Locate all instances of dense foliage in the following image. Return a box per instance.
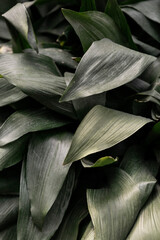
[0,0,160,239]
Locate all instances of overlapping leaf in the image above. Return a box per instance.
[62,9,127,51]
[0,52,76,118]
[64,105,152,164]
[60,39,155,102]
[17,161,75,240]
[26,130,73,228]
[3,3,38,52]
[0,108,71,146]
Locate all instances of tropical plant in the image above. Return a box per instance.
[0,0,160,239]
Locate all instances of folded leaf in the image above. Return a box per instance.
[3,3,38,52]
[87,168,141,240]
[0,196,18,230]
[17,161,75,240]
[39,48,78,69]
[54,199,88,240]
[0,225,17,240]
[125,0,160,24]
[127,184,160,240]
[64,105,152,164]
[0,78,26,107]
[81,156,118,168]
[62,9,127,52]
[122,7,160,43]
[0,52,76,118]
[60,39,155,102]
[105,0,136,49]
[0,136,28,171]
[26,130,73,228]
[0,108,71,146]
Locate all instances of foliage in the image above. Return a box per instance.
[0,0,160,239]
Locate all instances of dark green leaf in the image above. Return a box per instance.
[62,9,127,52]
[3,3,38,52]
[39,48,78,69]
[105,0,136,49]
[60,39,155,102]
[0,52,76,118]
[124,0,160,24]
[17,161,75,240]
[54,199,88,240]
[122,7,160,43]
[127,184,160,240]
[80,0,97,11]
[0,108,71,146]
[0,77,26,107]
[0,225,17,240]
[64,105,152,164]
[26,130,73,228]
[0,196,18,230]
[0,136,28,171]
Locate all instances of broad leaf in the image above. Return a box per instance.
[80,0,97,11]
[0,108,71,146]
[122,7,160,43]
[62,9,127,52]
[0,52,76,118]
[125,0,160,24]
[39,48,78,69]
[105,0,136,49]
[81,222,94,240]
[63,105,152,164]
[127,184,160,240]
[26,130,73,228]
[17,161,75,240]
[0,136,28,171]
[0,225,17,240]
[0,196,18,230]
[0,77,26,107]
[60,39,155,102]
[3,3,38,52]
[87,168,141,240]
[54,199,88,240]
[87,149,157,240]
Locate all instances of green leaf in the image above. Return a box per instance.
[87,150,157,240]
[26,130,73,228]
[132,36,160,57]
[39,48,78,69]
[124,0,160,24]
[122,7,160,43]
[0,136,28,171]
[87,168,141,240]
[64,72,106,120]
[0,52,76,118]
[17,161,75,240]
[105,0,136,49]
[63,105,152,164]
[0,77,26,107]
[81,156,118,168]
[54,199,88,240]
[0,196,18,230]
[80,0,97,11]
[81,222,94,240]
[60,39,155,102]
[0,225,17,240]
[120,145,158,202]
[127,184,160,240]
[0,108,71,146]
[62,9,127,52]
[3,3,38,52]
